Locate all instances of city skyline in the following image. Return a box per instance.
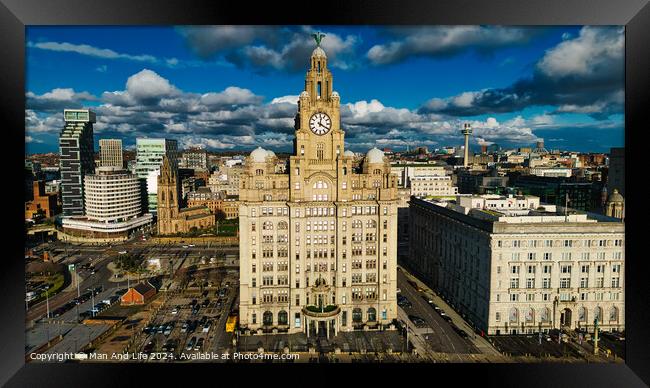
[26,26,624,154]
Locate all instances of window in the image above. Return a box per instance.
[527,252,535,260]
[543,252,552,261]
[526,278,535,289]
[542,278,551,289]
[581,265,589,273]
[611,277,620,288]
[560,278,571,288]
[510,278,519,289]
[511,265,520,274]
[580,278,588,288]
[561,265,572,274]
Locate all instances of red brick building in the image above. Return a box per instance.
[120,282,156,305]
[25,180,58,220]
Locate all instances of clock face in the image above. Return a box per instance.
[309,112,331,135]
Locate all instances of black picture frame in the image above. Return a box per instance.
[2,0,648,386]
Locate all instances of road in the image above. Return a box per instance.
[397,269,479,358]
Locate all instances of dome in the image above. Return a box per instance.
[312,46,327,58]
[300,90,309,98]
[608,188,624,203]
[331,91,340,98]
[250,147,268,163]
[365,147,385,164]
[266,150,276,158]
[344,150,355,157]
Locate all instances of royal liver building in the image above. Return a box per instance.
[238,36,399,337]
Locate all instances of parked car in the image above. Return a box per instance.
[202,321,211,333]
[186,337,197,351]
[408,315,427,327]
[194,338,204,351]
[162,339,177,352]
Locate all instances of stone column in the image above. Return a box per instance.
[306,318,309,337]
[326,320,330,339]
[316,320,319,335]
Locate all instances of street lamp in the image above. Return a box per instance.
[87,288,96,317]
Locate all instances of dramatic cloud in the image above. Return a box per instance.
[367,26,537,65]
[176,26,360,72]
[26,88,96,112]
[419,26,624,120]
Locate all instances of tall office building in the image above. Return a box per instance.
[99,139,123,168]
[238,39,399,337]
[59,109,96,216]
[408,195,625,335]
[180,148,208,171]
[135,138,179,214]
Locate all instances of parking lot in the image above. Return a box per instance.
[133,272,238,361]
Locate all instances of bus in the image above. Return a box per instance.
[225,315,238,333]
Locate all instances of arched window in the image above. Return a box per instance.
[263,311,273,326]
[540,307,550,322]
[352,308,362,323]
[374,169,382,175]
[263,221,273,230]
[578,306,587,322]
[161,191,165,201]
[594,307,602,322]
[317,143,324,160]
[525,308,534,322]
[313,180,328,189]
[278,221,288,230]
[278,310,288,325]
[509,307,518,323]
[367,307,377,322]
[609,306,618,322]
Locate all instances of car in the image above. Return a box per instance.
[194,338,204,351]
[142,325,154,334]
[188,244,195,247]
[408,315,427,327]
[454,327,469,338]
[201,299,210,307]
[162,339,177,352]
[157,324,166,334]
[202,322,211,333]
[441,315,453,323]
[118,251,127,255]
[143,340,156,353]
[182,246,188,249]
[186,337,197,351]
[171,307,179,315]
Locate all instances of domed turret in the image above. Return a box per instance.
[608,188,624,203]
[366,147,385,164]
[312,46,327,58]
[250,147,268,163]
[344,150,355,157]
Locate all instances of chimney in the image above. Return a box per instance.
[481,145,488,154]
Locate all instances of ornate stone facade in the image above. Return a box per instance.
[238,41,399,336]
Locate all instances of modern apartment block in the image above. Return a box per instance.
[59,109,96,216]
[135,138,179,214]
[408,195,624,335]
[62,167,152,238]
[238,43,399,338]
[99,139,123,168]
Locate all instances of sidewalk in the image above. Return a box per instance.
[398,265,505,359]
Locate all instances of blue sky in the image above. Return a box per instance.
[25,25,624,154]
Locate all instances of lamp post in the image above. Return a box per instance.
[87,288,95,317]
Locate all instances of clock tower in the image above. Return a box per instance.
[291,34,348,202]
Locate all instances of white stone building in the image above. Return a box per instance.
[408,194,624,335]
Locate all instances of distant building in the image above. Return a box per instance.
[99,139,123,168]
[156,156,215,235]
[135,138,179,214]
[408,195,624,335]
[409,176,458,197]
[61,167,153,238]
[25,181,58,220]
[513,175,594,212]
[607,147,624,197]
[529,167,572,178]
[59,109,96,216]
[457,170,508,194]
[120,282,157,305]
[180,148,208,171]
